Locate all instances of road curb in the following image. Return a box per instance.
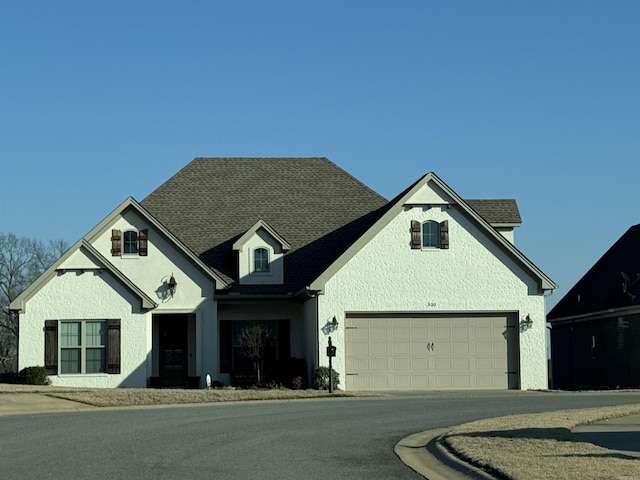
[395,428,500,480]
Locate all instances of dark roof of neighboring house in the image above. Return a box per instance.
[141,157,523,295]
[548,224,640,321]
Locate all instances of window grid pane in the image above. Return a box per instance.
[123,231,138,254]
[422,221,440,248]
[86,348,106,373]
[86,321,106,347]
[61,322,81,347]
[61,348,81,374]
[254,248,269,272]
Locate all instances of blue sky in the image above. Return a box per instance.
[1,1,639,311]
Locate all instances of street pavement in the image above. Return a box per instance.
[1,392,640,479]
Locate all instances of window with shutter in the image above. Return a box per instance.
[422,221,440,248]
[410,221,421,249]
[107,319,121,374]
[44,319,121,375]
[439,220,449,249]
[44,320,58,375]
[138,229,148,256]
[111,229,122,256]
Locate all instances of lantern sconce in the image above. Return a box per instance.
[521,314,533,330]
[167,274,177,297]
[323,316,339,332]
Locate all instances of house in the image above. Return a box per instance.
[547,225,640,390]
[11,157,555,390]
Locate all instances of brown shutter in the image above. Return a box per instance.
[440,220,449,249]
[111,229,121,256]
[44,320,58,375]
[410,221,421,249]
[107,319,121,374]
[138,229,148,256]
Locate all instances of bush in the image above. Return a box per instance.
[291,376,304,390]
[312,366,339,390]
[18,366,48,385]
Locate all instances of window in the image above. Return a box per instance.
[45,319,121,375]
[422,221,440,248]
[123,231,139,254]
[254,248,270,273]
[111,229,148,256]
[60,321,107,373]
[410,220,449,250]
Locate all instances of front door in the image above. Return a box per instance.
[159,315,188,387]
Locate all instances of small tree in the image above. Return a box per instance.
[238,322,273,385]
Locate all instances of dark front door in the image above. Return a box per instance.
[159,315,188,387]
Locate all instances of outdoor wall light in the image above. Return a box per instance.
[167,274,177,297]
[522,314,533,329]
[323,316,339,332]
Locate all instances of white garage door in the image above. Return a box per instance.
[344,313,519,391]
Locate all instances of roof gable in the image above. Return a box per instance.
[10,239,157,312]
[85,197,227,288]
[310,172,555,293]
[232,220,291,252]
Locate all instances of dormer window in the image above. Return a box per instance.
[254,248,270,273]
[233,220,289,285]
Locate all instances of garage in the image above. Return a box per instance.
[344,313,520,391]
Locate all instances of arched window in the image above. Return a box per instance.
[422,221,440,248]
[254,248,270,272]
[123,230,139,254]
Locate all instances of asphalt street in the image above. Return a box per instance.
[2,391,640,479]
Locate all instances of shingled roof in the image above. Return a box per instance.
[466,199,522,225]
[141,158,388,293]
[548,224,640,321]
[141,157,523,295]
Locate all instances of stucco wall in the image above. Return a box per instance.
[317,205,548,390]
[18,208,219,388]
[18,267,149,388]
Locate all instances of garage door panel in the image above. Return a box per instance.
[370,342,388,355]
[370,358,388,372]
[345,313,519,391]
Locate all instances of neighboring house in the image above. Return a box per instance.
[548,225,640,390]
[11,157,555,390]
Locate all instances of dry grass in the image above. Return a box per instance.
[0,383,375,407]
[444,404,640,480]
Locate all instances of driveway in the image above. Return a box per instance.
[2,391,640,479]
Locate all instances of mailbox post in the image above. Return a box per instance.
[326,336,337,393]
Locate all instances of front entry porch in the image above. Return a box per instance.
[150,313,199,388]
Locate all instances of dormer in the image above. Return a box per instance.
[233,220,290,285]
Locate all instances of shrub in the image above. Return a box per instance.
[291,376,304,390]
[312,366,339,390]
[18,366,48,385]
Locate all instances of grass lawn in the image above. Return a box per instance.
[444,403,640,480]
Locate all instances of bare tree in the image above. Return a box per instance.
[0,233,68,373]
[238,322,273,385]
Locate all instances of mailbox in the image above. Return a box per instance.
[326,345,337,357]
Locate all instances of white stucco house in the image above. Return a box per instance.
[11,158,556,390]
